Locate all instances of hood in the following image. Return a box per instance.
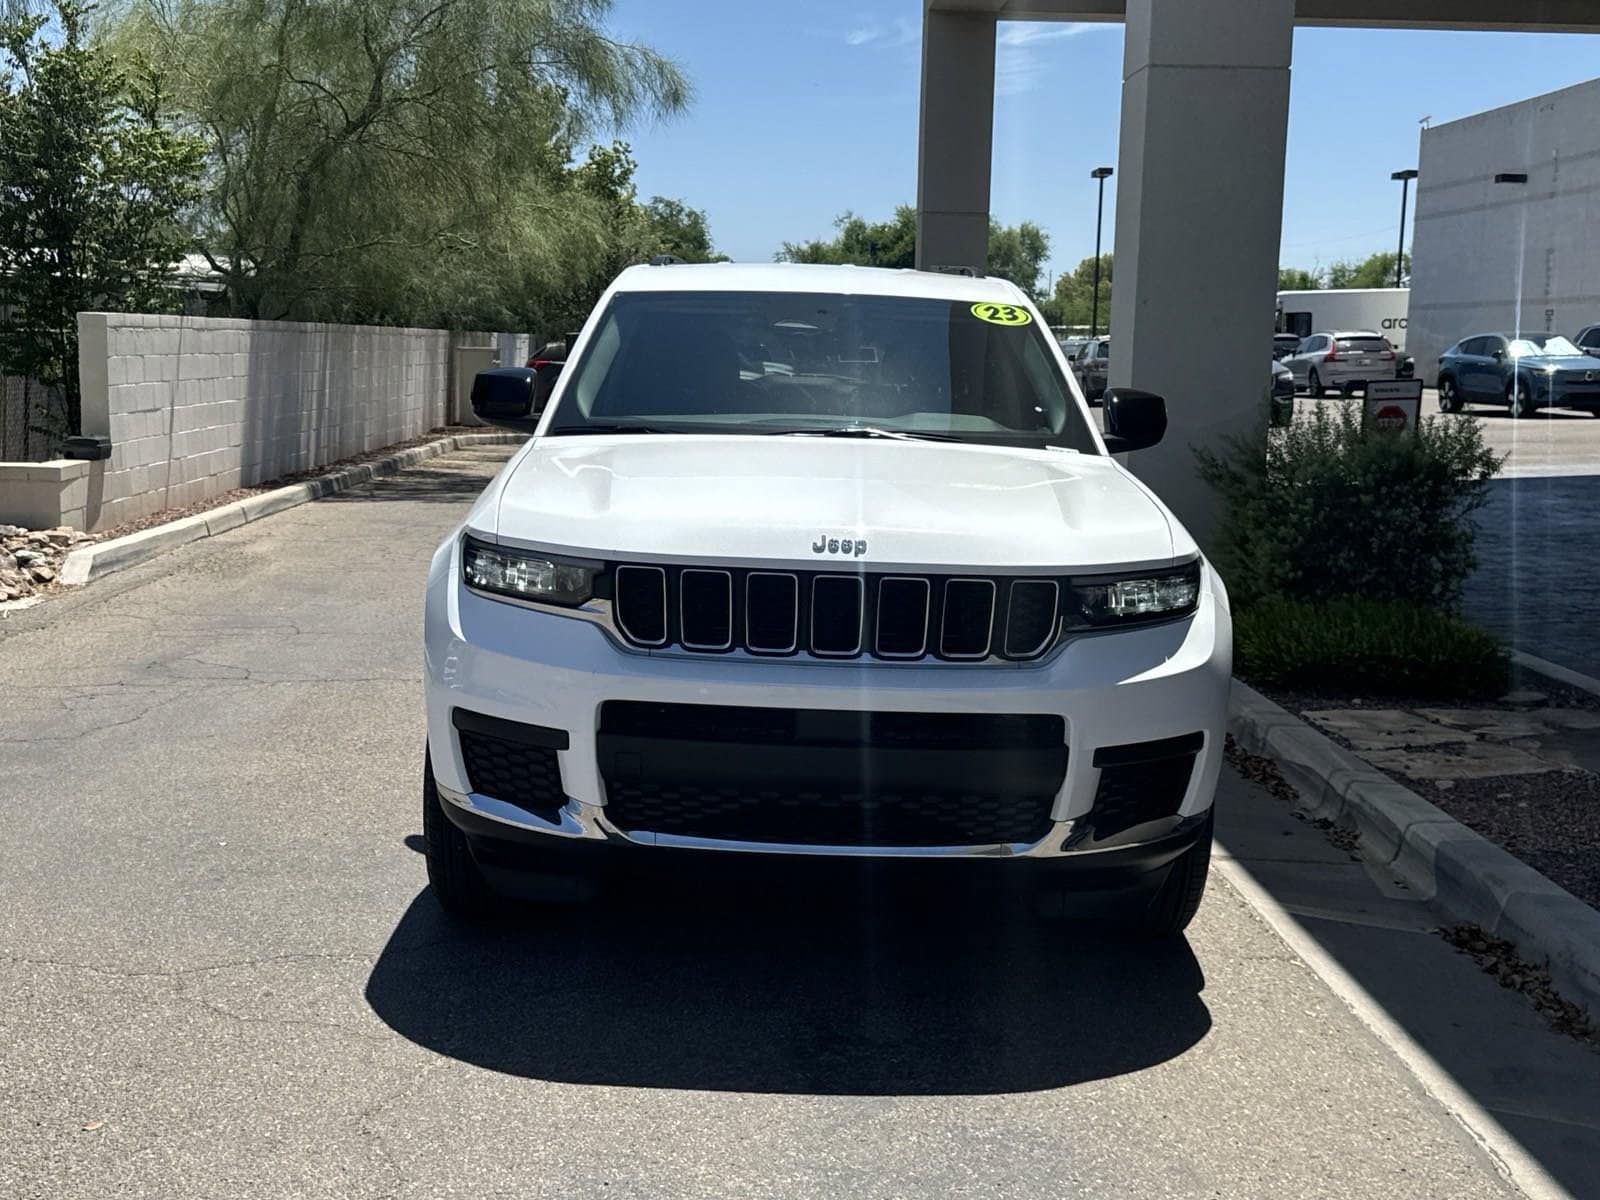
[1528,355,1600,371]
[488,435,1187,573]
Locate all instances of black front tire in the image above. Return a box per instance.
[1132,814,1213,939]
[423,750,493,919]
[1437,376,1460,413]
[1308,369,1325,399]
[1507,376,1533,419]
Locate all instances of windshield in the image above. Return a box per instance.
[1510,335,1581,357]
[545,290,1100,452]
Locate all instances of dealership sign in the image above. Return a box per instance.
[1363,379,1424,435]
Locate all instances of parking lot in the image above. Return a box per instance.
[5,445,1598,1198]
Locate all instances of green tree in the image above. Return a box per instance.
[779,206,1051,299]
[984,219,1049,299]
[779,206,918,270]
[1044,253,1112,331]
[643,196,725,263]
[0,0,204,433]
[1325,251,1408,289]
[1278,266,1322,291]
[113,0,690,327]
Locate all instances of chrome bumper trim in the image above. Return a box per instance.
[438,782,1203,861]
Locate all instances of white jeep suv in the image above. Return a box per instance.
[423,263,1231,936]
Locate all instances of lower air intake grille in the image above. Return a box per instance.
[598,702,1066,848]
[1090,733,1201,841]
[454,710,567,819]
[604,781,1053,847]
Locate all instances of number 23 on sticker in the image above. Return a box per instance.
[970,302,1031,326]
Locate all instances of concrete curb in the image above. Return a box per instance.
[1228,679,1600,1021]
[59,432,522,588]
[1513,650,1600,702]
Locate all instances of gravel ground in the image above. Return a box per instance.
[1251,677,1600,913]
[0,524,96,603]
[1416,771,1600,911]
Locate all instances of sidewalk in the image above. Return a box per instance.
[1230,672,1600,1031]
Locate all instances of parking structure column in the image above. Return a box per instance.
[914,8,997,272]
[1108,0,1294,543]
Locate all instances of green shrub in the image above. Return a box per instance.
[1197,399,1502,610]
[1234,597,1510,699]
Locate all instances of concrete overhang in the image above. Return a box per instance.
[928,0,1600,33]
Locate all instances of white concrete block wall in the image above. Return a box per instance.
[75,313,509,531]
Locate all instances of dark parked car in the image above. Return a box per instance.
[1576,324,1600,357]
[1436,332,1600,417]
[1273,333,1301,360]
[1271,359,1295,424]
[1072,336,1111,402]
[525,340,569,411]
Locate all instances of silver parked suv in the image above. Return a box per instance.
[1283,330,1400,397]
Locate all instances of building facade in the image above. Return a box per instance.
[1408,77,1600,384]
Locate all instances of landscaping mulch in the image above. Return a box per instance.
[1248,675,1600,913]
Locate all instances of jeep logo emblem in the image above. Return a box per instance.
[813,535,867,557]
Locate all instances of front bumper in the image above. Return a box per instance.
[423,540,1232,864]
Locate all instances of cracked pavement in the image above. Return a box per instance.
[0,445,1578,1198]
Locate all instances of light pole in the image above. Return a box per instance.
[1494,172,1530,338]
[1390,169,1418,288]
[1089,166,1113,337]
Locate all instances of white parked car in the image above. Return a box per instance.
[1282,329,1400,397]
[423,263,1231,937]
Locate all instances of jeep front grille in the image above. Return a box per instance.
[609,565,1066,663]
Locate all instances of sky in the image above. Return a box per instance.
[606,0,1599,287]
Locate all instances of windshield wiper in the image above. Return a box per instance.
[764,425,962,442]
[549,423,676,436]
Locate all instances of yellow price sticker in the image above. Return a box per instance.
[969,302,1032,327]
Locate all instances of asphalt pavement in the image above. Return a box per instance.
[2,445,1593,1198]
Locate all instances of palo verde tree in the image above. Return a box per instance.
[0,0,203,433]
[111,0,690,328]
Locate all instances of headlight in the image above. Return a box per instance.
[461,535,597,606]
[1066,560,1201,627]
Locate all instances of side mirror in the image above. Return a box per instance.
[1492,349,1506,361]
[1102,388,1167,453]
[471,367,542,432]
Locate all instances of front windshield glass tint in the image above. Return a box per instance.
[1510,335,1581,357]
[547,290,1101,452]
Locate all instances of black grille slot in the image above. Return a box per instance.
[745,572,798,653]
[1090,734,1201,841]
[940,579,996,658]
[875,577,930,657]
[811,575,864,655]
[604,564,1068,662]
[679,569,733,650]
[602,702,1064,750]
[615,565,667,645]
[1005,580,1059,658]
[456,730,565,820]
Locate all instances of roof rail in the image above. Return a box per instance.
[647,253,685,266]
[926,264,983,278]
